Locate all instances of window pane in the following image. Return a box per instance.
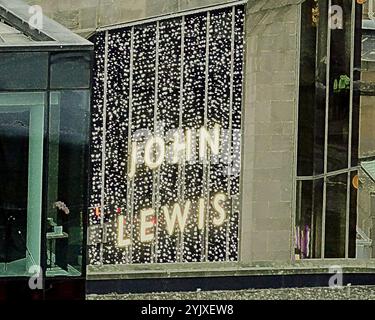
[295,179,323,259]
[348,171,357,258]
[0,53,48,90]
[360,19,375,159]
[50,52,91,89]
[46,91,90,277]
[297,0,328,176]
[0,110,29,272]
[295,180,312,259]
[325,173,348,258]
[327,0,352,172]
[357,169,375,260]
[0,92,45,277]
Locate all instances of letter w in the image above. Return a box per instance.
[163,201,191,236]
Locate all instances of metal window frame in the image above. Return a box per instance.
[99,31,109,265]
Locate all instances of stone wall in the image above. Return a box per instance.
[360,61,375,159]
[240,0,302,263]
[25,0,242,36]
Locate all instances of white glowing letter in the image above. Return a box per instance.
[163,201,191,236]
[212,193,227,227]
[199,124,220,161]
[198,198,205,230]
[140,209,155,243]
[144,137,165,170]
[117,215,131,247]
[172,131,186,164]
[128,141,138,179]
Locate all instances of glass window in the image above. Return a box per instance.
[297,0,328,177]
[295,179,323,259]
[297,0,361,260]
[325,174,348,258]
[46,91,90,277]
[355,0,375,261]
[50,52,91,89]
[327,0,352,172]
[348,171,357,258]
[0,92,45,277]
[0,53,48,90]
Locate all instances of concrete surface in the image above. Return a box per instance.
[87,285,375,300]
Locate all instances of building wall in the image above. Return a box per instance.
[240,0,301,263]
[360,61,375,159]
[25,0,242,36]
[25,0,303,265]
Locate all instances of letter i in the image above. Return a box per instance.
[198,198,205,230]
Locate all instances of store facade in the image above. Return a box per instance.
[0,0,369,295]
[87,0,301,277]
[84,0,375,289]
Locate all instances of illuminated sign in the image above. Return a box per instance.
[128,124,221,178]
[90,6,245,264]
[119,124,230,245]
[118,193,228,246]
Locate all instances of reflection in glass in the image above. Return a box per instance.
[325,174,348,258]
[356,5,375,260]
[50,52,91,89]
[349,171,357,258]
[327,0,352,172]
[0,93,45,277]
[295,179,323,259]
[297,0,328,176]
[0,53,48,90]
[0,111,29,268]
[47,91,90,277]
[297,0,361,260]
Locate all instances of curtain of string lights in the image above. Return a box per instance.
[89,5,245,265]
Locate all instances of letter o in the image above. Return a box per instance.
[144,137,165,170]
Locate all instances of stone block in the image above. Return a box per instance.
[267,230,291,251]
[270,101,294,122]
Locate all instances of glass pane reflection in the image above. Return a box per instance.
[47,91,90,277]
